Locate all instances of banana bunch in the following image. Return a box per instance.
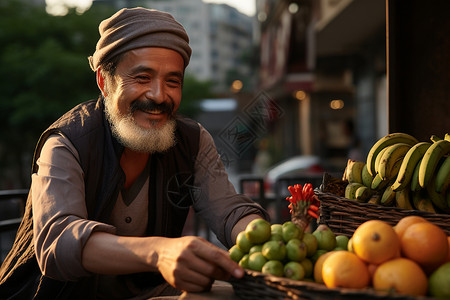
[342,132,450,214]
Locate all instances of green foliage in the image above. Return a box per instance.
[0,1,114,187]
[0,1,215,187]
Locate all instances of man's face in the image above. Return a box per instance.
[101,47,185,153]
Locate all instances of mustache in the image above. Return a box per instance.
[130,99,174,115]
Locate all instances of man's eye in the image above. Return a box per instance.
[136,75,150,81]
[167,79,182,86]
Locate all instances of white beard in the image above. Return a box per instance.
[104,98,176,153]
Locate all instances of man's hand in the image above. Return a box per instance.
[82,232,243,293]
[155,236,244,292]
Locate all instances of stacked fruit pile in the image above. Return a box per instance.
[230,217,450,298]
[343,132,450,213]
[320,216,450,298]
[229,218,348,282]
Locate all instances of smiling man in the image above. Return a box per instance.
[0,7,269,299]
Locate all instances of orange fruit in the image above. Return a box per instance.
[394,215,428,239]
[446,236,450,262]
[313,251,335,284]
[400,222,448,272]
[367,263,379,280]
[373,257,428,296]
[322,251,370,289]
[352,220,400,264]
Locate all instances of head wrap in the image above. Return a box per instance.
[88,7,191,71]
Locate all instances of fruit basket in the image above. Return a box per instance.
[317,173,450,237]
[229,269,435,300]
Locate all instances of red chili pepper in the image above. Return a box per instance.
[288,186,298,202]
[307,210,319,219]
[309,204,319,212]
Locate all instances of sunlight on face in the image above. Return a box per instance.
[104,96,176,153]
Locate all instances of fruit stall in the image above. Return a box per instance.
[228,133,450,299]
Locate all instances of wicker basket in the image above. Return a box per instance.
[230,270,435,300]
[317,191,450,237]
[230,173,448,300]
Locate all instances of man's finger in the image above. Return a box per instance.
[194,240,244,278]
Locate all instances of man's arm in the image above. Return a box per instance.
[231,214,264,245]
[193,124,271,248]
[81,231,244,292]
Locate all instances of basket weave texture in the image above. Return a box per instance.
[317,191,450,237]
[230,173,448,299]
[230,269,435,300]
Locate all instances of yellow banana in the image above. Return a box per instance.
[418,139,450,188]
[410,158,422,192]
[417,198,436,213]
[361,164,374,188]
[392,142,431,192]
[380,185,396,206]
[445,133,450,141]
[345,182,364,200]
[435,155,450,193]
[342,161,349,181]
[366,133,419,177]
[374,147,389,174]
[346,160,365,184]
[430,135,443,143]
[368,194,381,205]
[395,187,413,210]
[371,173,390,191]
[378,143,412,181]
[355,185,372,202]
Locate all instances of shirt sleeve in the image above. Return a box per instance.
[192,124,270,248]
[32,133,116,281]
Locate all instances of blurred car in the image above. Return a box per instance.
[238,155,324,204]
[263,155,324,200]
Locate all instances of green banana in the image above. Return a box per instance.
[417,198,436,213]
[345,182,364,200]
[411,190,436,213]
[378,143,412,181]
[371,173,390,191]
[435,155,450,193]
[392,142,432,192]
[346,160,365,184]
[380,185,396,206]
[366,133,419,177]
[418,139,450,188]
[361,163,374,188]
[410,158,422,192]
[395,187,413,210]
[355,185,372,202]
[426,175,450,212]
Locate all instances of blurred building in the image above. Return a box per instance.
[92,0,255,94]
[255,0,386,171]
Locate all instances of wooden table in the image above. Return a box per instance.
[148,281,239,300]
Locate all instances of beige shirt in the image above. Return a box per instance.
[31,123,265,281]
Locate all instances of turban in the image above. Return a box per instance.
[88,7,191,71]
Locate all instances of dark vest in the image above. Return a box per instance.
[0,97,200,299]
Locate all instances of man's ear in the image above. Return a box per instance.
[96,68,107,97]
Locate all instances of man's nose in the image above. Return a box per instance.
[145,80,164,103]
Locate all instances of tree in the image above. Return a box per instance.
[0,1,114,188]
[0,1,215,188]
